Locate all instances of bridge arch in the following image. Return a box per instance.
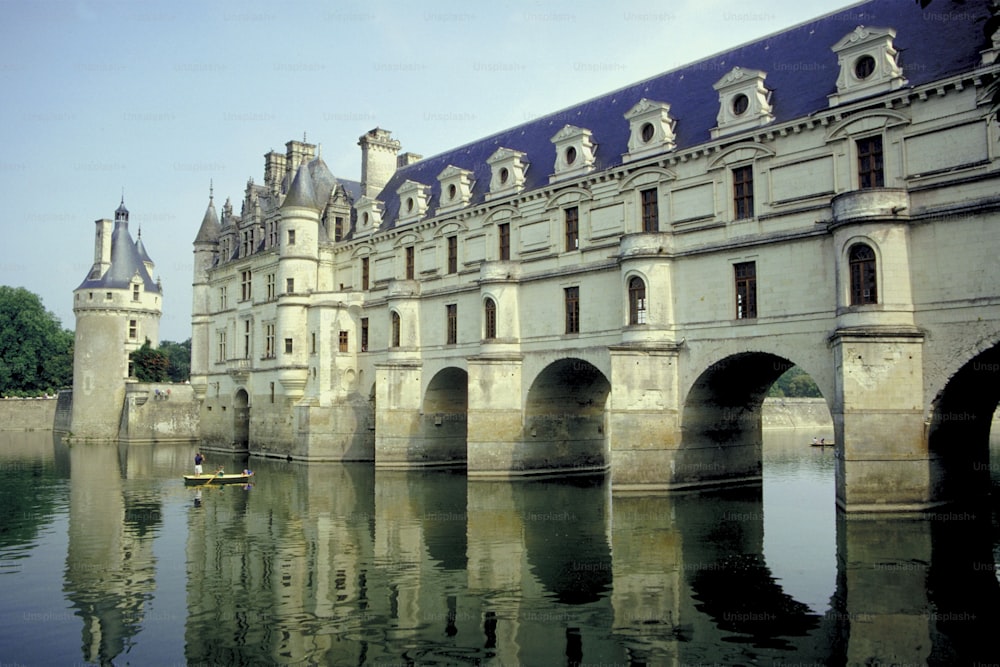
[680,352,830,487]
[420,366,469,467]
[233,387,249,448]
[927,342,1000,503]
[523,358,611,475]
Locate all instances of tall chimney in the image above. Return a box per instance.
[358,128,401,198]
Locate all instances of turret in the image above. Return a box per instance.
[191,187,220,400]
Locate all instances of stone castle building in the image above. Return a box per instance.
[71,199,162,439]
[190,0,1000,512]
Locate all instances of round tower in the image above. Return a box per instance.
[191,188,220,401]
[70,199,163,440]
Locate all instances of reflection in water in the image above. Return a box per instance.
[1,431,1000,665]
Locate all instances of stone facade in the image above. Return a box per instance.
[190,0,1000,511]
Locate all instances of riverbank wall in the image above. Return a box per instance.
[761,397,835,431]
[0,396,58,431]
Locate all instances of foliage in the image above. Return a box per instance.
[768,366,822,398]
[159,338,191,382]
[0,286,73,396]
[130,339,169,382]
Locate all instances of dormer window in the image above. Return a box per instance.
[354,196,384,237]
[711,67,774,139]
[550,125,596,183]
[624,99,676,162]
[486,148,528,201]
[829,26,907,107]
[396,180,430,224]
[436,165,474,213]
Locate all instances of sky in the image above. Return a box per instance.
[0,0,854,342]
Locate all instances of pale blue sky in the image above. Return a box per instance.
[0,0,848,341]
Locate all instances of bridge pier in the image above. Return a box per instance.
[467,355,526,476]
[831,328,932,511]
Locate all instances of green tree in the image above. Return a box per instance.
[0,286,74,396]
[768,365,822,398]
[159,338,191,382]
[130,339,169,382]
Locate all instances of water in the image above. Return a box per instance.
[0,429,999,666]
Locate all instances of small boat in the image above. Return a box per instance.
[809,440,834,447]
[184,472,254,486]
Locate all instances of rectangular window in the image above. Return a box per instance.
[266,273,275,300]
[446,304,457,345]
[565,206,579,251]
[217,331,227,363]
[243,319,251,359]
[132,283,140,301]
[498,222,510,261]
[269,382,275,403]
[360,318,369,352]
[284,338,293,354]
[128,319,137,340]
[241,270,253,302]
[447,235,458,274]
[311,332,316,354]
[361,257,370,290]
[339,330,349,353]
[334,216,344,242]
[287,229,296,245]
[219,285,228,310]
[641,188,659,232]
[265,323,275,358]
[286,277,294,294]
[857,136,884,189]
[734,261,757,319]
[564,286,580,334]
[733,166,754,220]
[105,291,112,300]
[405,245,415,280]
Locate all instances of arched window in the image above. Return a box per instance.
[391,311,401,347]
[484,297,497,340]
[628,276,647,325]
[849,243,878,305]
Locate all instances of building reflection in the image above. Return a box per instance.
[62,441,157,664]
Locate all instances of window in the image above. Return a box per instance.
[734,261,757,319]
[446,304,457,345]
[286,278,294,294]
[287,229,296,245]
[447,235,458,274]
[391,312,401,348]
[565,206,579,251]
[564,286,580,334]
[266,273,275,300]
[219,286,228,310]
[128,319,138,340]
[628,277,647,325]
[498,223,510,260]
[334,216,344,242]
[857,136,884,189]
[361,257,370,290]
[243,319,251,358]
[284,338,293,354]
[339,330,349,352]
[733,166,754,220]
[269,382,275,403]
[105,291,112,300]
[241,270,252,301]
[361,318,369,352]
[641,188,658,232]
[484,298,497,340]
[265,323,275,358]
[132,283,140,301]
[849,243,878,305]
[217,331,227,363]
[311,332,316,354]
[405,246,415,280]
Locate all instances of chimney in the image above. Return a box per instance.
[93,218,113,278]
[264,150,287,192]
[397,152,423,167]
[358,128,401,198]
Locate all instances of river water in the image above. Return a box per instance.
[0,429,998,666]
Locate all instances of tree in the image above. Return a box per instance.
[768,366,822,398]
[0,286,74,396]
[130,339,169,382]
[159,339,191,382]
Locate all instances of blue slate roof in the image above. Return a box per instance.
[373,0,991,230]
[77,209,161,293]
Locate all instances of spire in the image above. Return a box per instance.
[115,193,129,223]
[194,185,221,244]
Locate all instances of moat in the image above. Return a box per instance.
[1,428,999,666]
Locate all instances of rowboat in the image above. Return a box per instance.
[809,441,835,447]
[183,472,254,486]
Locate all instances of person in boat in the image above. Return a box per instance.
[820,437,826,445]
[812,437,818,445]
[194,451,204,475]
[216,466,225,477]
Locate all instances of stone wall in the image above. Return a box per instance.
[0,397,58,431]
[119,383,199,443]
[762,397,835,431]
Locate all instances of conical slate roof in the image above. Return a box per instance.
[282,156,338,211]
[135,230,154,265]
[77,206,160,293]
[194,196,220,244]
